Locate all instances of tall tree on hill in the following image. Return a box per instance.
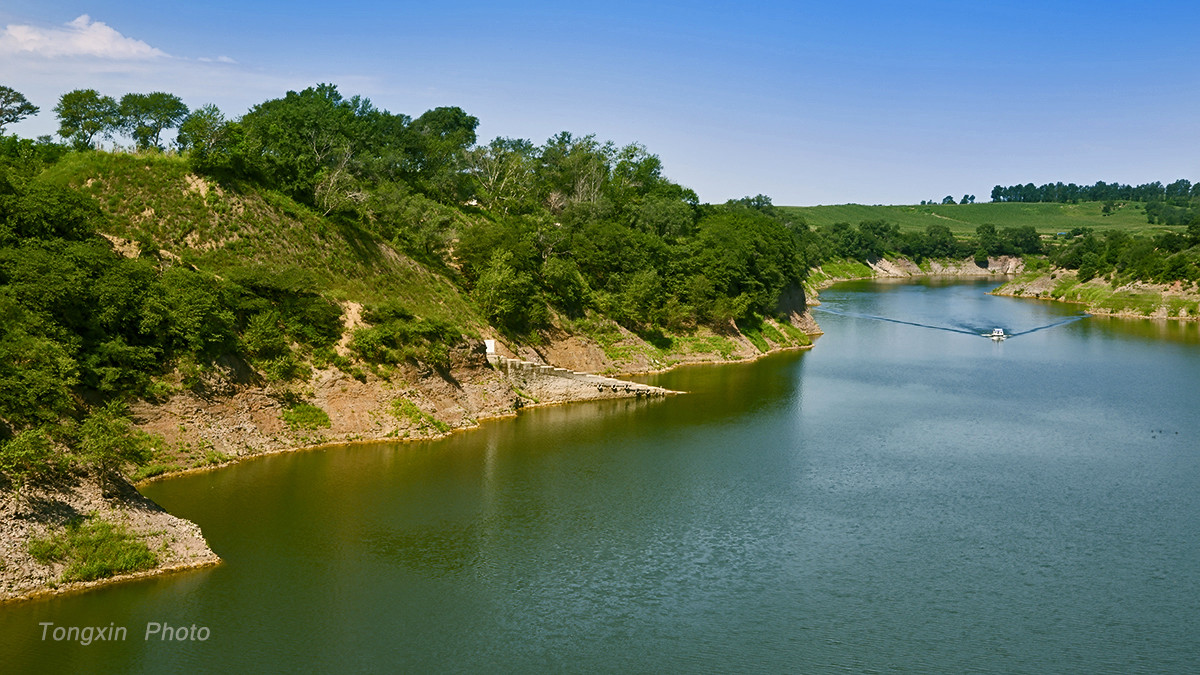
[176,103,234,158]
[538,132,612,212]
[406,106,479,203]
[119,92,189,150]
[467,137,538,214]
[54,89,119,149]
[239,84,370,205]
[0,86,39,133]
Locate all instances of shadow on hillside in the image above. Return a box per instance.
[333,220,385,268]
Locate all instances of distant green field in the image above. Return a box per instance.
[777,201,1183,237]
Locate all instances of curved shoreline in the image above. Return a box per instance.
[3,333,816,605]
[10,262,1191,605]
[1,559,221,607]
[991,269,1200,321]
[810,255,1200,322]
[138,339,816,486]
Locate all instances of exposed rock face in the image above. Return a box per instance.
[993,269,1200,320]
[816,256,1025,287]
[128,313,819,462]
[1,474,219,603]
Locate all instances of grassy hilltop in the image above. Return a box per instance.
[778,201,1177,238]
[41,152,481,326]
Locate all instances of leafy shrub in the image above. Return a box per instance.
[77,402,156,491]
[0,428,60,489]
[473,250,546,333]
[281,403,331,430]
[541,257,591,315]
[241,311,290,359]
[350,300,462,370]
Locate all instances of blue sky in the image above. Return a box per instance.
[2,1,1197,205]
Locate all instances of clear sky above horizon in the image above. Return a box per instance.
[2,1,1197,205]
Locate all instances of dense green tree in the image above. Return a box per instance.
[239,83,377,206]
[0,300,78,431]
[473,250,545,333]
[540,256,591,315]
[0,428,59,489]
[467,137,538,213]
[635,196,695,239]
[692,209,803,319]
[54,89,119,149]
[924,224,960,257]
[406,106,479,202]
[0,180,102,241]
[976,223,1002,255]
[538,132,611,211]
[1077,252,1101,282]
[118,92,189,150]
[77,402,155,493]
[0,86,40,133]
[991,178,1197,206]
[1001,225,1042,254]
[176,104,226,153]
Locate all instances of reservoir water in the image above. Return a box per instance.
[3,278,1198,673]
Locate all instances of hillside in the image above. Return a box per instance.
[41,153,481,325]
[2,148,819,602]
[5,150,819,477]
[778,201,1180,237]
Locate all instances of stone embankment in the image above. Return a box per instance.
[486,352,679,404]
[810,255,1025,292]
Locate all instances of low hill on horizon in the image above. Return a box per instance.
[778,201,1181,237]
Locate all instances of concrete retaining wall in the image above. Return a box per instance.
[486,354,677,400]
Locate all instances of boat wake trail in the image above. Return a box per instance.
[1006,314,1089,337]
[813,307,1089,339]
[812,307,979,335]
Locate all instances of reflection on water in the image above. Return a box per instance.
[2,280,1198,674]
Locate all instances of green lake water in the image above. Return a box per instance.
[3,278,1198,673]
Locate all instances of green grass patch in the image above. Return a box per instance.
[760,322,786,345]
[664,335,737,359]
[1098,292,1162,316]
[202,449,231,466]
[777,321,813,346]
[390,398,451,433]
[1164,297,1199,317]
[812,259,876,282]
[27,516,157,583]
[1045,275,1178,315]
[736,319,770,353]
[281,403,331,430]
[130,462,180,481]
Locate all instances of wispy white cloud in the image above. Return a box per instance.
[0,15,378,140]
[0,14,167,60]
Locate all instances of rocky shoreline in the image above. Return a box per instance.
[1,474,219,604]
[11,256,1189,605]
[808,255,1026,293]
[1,311,819,604]
[992,269,1200,320]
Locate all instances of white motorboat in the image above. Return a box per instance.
[986,328,1007,341]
